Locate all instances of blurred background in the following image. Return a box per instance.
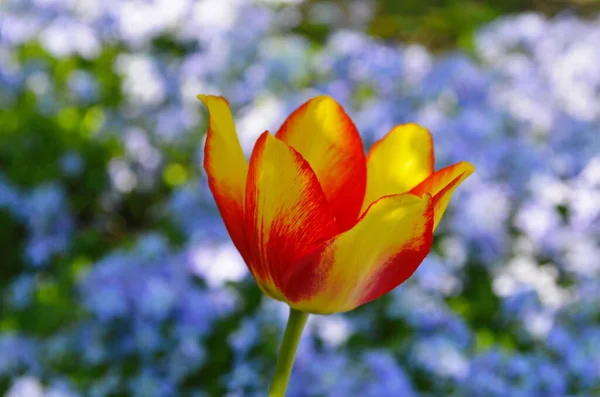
[1,0,599,396]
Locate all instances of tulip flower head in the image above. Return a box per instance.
[199,94,474,315]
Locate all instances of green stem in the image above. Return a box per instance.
[268,308,309,397]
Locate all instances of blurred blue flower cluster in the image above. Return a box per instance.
[1,0,599,395]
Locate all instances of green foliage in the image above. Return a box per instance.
[294,0,600,51]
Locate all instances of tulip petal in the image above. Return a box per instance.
[199,94,250,259]
[276,96,366,231]
[284,193,433,314]
[363,124,434,211]
[410,161,475,229]
[245,132,338,300]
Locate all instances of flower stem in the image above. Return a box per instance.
[268,308,309,397]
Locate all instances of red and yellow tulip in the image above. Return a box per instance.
[199,94,473,315]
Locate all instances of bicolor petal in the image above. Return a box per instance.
[410,161,475,229]
[245,132,338,300]
[200,93,473,317]
[283,193,434,314]
[363,124,434,211]
[276,96,366,231]
[199,95,249,259]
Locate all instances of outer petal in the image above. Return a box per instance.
[199,95,249,259]
[283,193,433,314]
[276,96,366,231]
[410,161,475,230]
[363,124,434,211]
[245,132,338,300]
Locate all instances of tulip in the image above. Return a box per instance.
[198,94,474,396]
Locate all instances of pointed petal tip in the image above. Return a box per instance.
[253,130,276,149]
[462,161,476,175]
[408,160,475,230]
[444,161,476,187]
[260,129,273,140]
[196,93,211,105]
[449,160,475,174]
[197,94,230,106]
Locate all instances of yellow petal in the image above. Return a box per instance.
[245,132,338,301]
[198,95,250,260]
[284,193,433,314]
[363,124,434,211]
[410,161,475,230]
[276,96,366,231]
